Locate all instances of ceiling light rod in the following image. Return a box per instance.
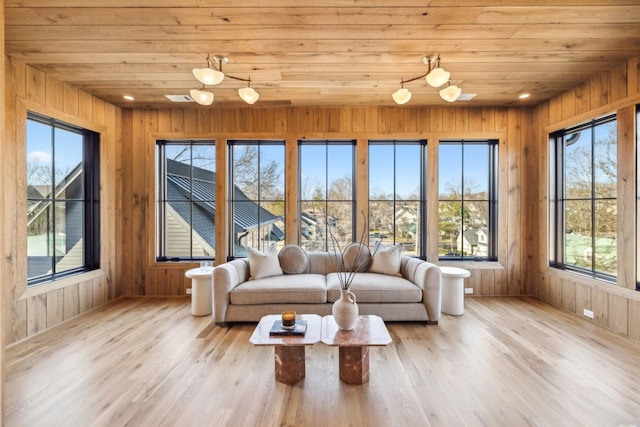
[397,55,440,86]
[205,54,251,84]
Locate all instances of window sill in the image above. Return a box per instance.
[437,261,505,270]
[21,269,106,300]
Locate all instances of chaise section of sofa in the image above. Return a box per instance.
[213,246,442,325]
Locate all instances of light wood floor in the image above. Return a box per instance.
[5,297,640,427]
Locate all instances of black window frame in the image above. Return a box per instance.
[368,139,427,258]
[550,114,618,281]
[438,139,499,262]
[228,139,286,260]
[26,112,100,286]
[156,139,216,262]
[298,139,357,251]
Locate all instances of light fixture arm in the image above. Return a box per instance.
[205,54,251,84]
[225,74,252,84]
[399,54,444,87]
[399,72,429,86]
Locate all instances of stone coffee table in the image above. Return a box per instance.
[249,314,322,384]
[321,315,392,384]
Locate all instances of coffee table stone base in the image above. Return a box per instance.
[339,346,370,384]
[275,346,305,384]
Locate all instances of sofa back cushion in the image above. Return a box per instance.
[342,242,372,272]
[307,251,333,274]
[248,245,283,279]
[278,244,309,274]
[369,242,403,277]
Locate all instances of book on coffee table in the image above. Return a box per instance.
[269,320,307,336]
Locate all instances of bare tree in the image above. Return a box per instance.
[232,145,283,201]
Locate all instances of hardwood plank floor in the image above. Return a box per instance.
[5,297,640,427]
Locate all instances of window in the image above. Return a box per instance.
[369,140,425,257]
[438,140,498,261]
[550,115,617,279]
[229,140,285,257]
[637,106,640,291]
[156,141,215,261]
[26,112,100,285]
[299,140,356,251]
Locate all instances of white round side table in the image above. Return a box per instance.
[439,266,471,316]
[185,267,214,316]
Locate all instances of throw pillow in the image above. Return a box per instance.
[278,245,309,274]
[342,242,372,272]
[369,242,403,276]
[248,245,283,279]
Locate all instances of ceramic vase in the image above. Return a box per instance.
[332,289,359,330]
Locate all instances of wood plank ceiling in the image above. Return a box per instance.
[5,0,640,109]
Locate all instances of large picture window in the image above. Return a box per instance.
[368,140,425,257]
[27,112,100,285]
[438,140,498,261]
[550,115,617,279]
[156,141,215,261]
[229,140,285,257]
[299,140,356,251]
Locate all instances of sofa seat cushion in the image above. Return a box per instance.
[326,272,422,303]
[230,274,327,305]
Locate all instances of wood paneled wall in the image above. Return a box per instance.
[120,105,533,300]
[1,0,6,417]
[2,59,121,345]
[531,56,640,340]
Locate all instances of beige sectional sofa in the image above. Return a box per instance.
[213,243,442,325]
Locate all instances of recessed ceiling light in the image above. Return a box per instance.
[123,95,135,101]
[518,93,530,99]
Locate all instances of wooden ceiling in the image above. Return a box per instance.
[5,1,640,109]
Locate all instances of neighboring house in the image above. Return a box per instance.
[457,227,489,257]
[395,205,417,237]
[27,164,84,278]
[165,159,283,258]
[300,211,317,241]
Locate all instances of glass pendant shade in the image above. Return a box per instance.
[192,67,225,86]
[238,86,260,104]
[425,67,450,88]
[439,84,462,103]
[189,88,214,105]
[392,87,412,104]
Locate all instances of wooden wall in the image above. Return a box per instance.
[2,59,121,345]
[1,0,6,417]
[531,57,640,340]
[120,105,533,299]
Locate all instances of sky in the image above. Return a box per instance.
[300,141,491,199]
[26,119,83,188]
[27,127,491,199]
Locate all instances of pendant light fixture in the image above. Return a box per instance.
[392,54,463,105]
[238,84,260,104]
[189,87,214,105]
[191,54,260,105]
[391,87,412,104]
[424,55,451,88]
[192,56,226,86]
[439,82,462,103]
